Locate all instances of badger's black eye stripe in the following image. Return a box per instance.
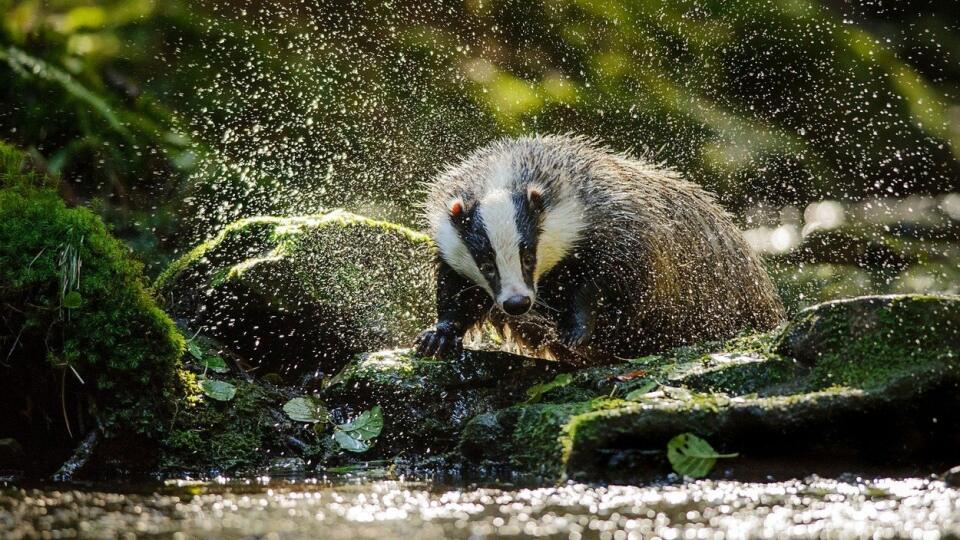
[513,191,541,287]
[458,208,500,293]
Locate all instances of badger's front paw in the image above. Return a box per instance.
[414,323,462,359]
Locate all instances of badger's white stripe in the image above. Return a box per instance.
[479,189,531,304]
[434,218,492,297]
[536,195,585,280]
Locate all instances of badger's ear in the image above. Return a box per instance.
[449,197,464,218]
[527,185,545,213]
[448,197,472,229]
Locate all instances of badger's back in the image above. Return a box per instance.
[537,136,785,354]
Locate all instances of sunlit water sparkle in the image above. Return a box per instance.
[2,476,959,539]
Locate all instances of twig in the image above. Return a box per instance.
[27,247,46,268]
[61,368,74,439]
[3,325,23,367]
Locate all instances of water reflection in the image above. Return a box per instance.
[2,476,958,539]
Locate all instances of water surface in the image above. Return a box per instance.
[3,475,958,539]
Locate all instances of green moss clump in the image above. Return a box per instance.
[0,141,184,470]
[777,294,960,391]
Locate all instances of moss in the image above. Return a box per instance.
[673,352,805,395]
[156,211,438,378]
[0,141,184,472]
[458,398,622,476]
[161,375,327,474]
[323,348,563,459]
[161,378,268,473]
[560,387,867,480]
[777,295,960,391]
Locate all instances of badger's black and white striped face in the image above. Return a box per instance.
[431,173,585,316]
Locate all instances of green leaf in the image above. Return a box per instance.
[625,380,659,400]
[666,433,738,478]
[200,379,236,401]
[202,355,229,373]
[525,373,573,403]
[62,290,83,309]
[283,396,330,424]
[332,406,384,453]
[333,430,372,453]
[337,405,384,439]
[187,340,203,360]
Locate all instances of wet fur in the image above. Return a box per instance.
[419,134,786,365]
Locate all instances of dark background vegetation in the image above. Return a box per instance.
[1,0,957,295]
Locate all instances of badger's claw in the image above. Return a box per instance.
[414,324,462,359]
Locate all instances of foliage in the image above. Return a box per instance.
[162,377,301,473]
[200,379,236,402]
[666,433,738,479]
[333,406,384,453]
[283,397,330,424]
[199,355,229,373]
[0,1,207,270]
[1,0,958,272]
[0,140,184,469]
[624,381,660,401]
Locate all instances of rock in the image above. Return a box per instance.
[267,457,307,476]
[944,465,960,487]
[767,222,960,315]
[322,348,562,459]
[776,294,960,385]
[785,228,911,272]
[156,211,437,377]
[770,262,876,314]
[323,294,960,482]
[0,141,185,476]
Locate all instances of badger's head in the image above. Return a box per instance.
[429,167,585,316]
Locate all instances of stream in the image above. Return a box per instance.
[3,474,958,539]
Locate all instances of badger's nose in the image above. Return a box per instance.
[502,295,532,316]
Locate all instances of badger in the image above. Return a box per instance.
[414,135,785,365]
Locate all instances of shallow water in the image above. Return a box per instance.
[2,475,959,539]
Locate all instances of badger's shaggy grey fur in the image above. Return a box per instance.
[420,134,785,364]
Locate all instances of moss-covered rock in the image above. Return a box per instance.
[561,294,960,480]
[156,212,436,378]
[320,294,959,482]
[322,349,562,459]
[0,141,185,474]
[777,295,960,376]
[777,294,959,389]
